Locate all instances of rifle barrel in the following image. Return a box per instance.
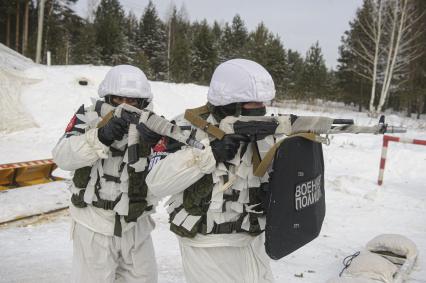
[386,126,407,133]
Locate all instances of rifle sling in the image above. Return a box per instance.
[251,141,261,174]
[184,105,225,140]
[253,133,322,177]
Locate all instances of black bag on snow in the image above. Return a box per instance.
[264,136,325,260]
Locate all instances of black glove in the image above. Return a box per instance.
[98,117,128,146]
[210,134,246,163]
[136,123,162,145]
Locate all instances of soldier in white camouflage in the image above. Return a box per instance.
[53,65,161,283]
[146,59,276,283]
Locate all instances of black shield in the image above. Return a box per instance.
[265,136,325,260]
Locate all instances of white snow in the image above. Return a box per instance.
[0,43,36,73]
[0,181,70,223]
[0,43,42,132]
[0,62,425,282]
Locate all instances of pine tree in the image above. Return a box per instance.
[41,0,82,64]
[25,0,39,60]
[220,14,248,61]
[0,0,36,52]
[191,20,218,84]
[219,23,232,62]
[323,69,342,102]
[401,0,426,117]
[246,22,269,63]
[168,6,191,82]
[0,1,16,48]
[0,0,78,63]
[336,31,371,110]
[122,11,149,72]
[212,21,222,42]
[245,23,288,99]
[125,12,139,61]
[138,1,167,80]
[287,49,305,99]
[230,14,248,54]
[70,22,102,65]
[302,41,328,99]
[211,21,222,64]
[264,35,288,99]
[0,0,81,62]
[94,0,130,65]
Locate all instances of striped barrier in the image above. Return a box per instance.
[0,159,55,169]
[0,159,59,190]
[378,135,426,185]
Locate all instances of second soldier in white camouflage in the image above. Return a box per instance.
[146,59,276,283]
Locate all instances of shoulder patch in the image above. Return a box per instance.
[65,115,77,133]
[148,138,170,171]
[65,104,86,134]
[153,137,167,152]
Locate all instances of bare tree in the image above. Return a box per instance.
[348,0,384,113]
[351,0,424,114]
[368,0,383,113]
[376,0,424,112]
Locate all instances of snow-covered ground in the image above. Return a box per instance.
[0,61,425,282]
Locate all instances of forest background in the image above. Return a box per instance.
[1,0,425,117]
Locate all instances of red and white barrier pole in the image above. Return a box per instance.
[0,159,55,169]
[378,135,426,185]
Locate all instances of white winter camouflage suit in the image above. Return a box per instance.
[53,101,158,283]
[146,59,276,283]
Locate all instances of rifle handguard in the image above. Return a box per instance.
[385,126,407,134]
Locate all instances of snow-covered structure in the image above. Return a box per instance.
[0,43,42,132]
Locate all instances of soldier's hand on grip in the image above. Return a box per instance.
[98,116,128,146]
[210,134,248,163]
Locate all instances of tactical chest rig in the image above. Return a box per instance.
[70,101,153,237]
[167,105,267,238]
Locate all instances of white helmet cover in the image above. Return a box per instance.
[98,65,153,101]
[207,59,275,106]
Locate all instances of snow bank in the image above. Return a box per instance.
[0,43,35,74]
[0,63,425,282]
[0,181,70,223]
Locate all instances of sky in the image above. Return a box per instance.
[73,0,363,69]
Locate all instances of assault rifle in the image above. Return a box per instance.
[219,114,406,142]
[185,105,406,145]
[217,114,406,177]
[98,103,204,164]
